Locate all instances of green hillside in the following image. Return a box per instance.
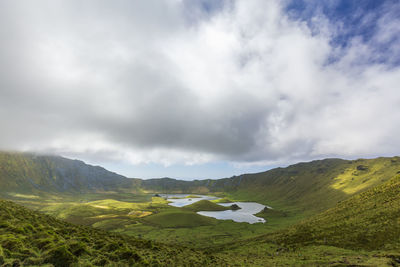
[183,200,231,212]
[1,152,400,265]
[2,152,399,221]
[274,173,400,251]
[0,152,141,194]
[143,209,218,228]
[209,174,400,266]
[144,157,400,216]
[0,199,223,266]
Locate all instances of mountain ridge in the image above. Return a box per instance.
[0,152,141,195]
[1,151,400,216]
[1,151,400,265]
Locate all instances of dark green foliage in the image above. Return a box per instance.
[230,204,241,210]
[0,246,4,265]
[67,241,88,257]
[43,245,76,266]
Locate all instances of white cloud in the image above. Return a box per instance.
[0,0,399,170]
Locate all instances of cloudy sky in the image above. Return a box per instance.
[1,0,399,179]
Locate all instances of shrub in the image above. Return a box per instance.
[1,237,24,251]
[92,255,110,266]
[0,246,4,265]
[43,245,76,267]
[22,257,43,266]
[118,248,141,263]
[34,238,54,250]
[68,241,89,257]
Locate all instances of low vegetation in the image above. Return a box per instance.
[183,200,231,212]
[274,173,400,251]
[211,197,233,203]
[1,152,400,265]
[0,199,224,266]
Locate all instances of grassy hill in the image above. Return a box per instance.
[143,157,400,215]
[1,153,400,265]
[0,152,141,195]
[143,209,218,228]
[0,199,223,266]
[209,174,400,266]
[273,173,400,251]
[183,200,231,212]
[2,151,399,220]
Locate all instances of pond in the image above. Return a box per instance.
[198,202,266,224]
[161,194,267,224]
[159,194,218,207]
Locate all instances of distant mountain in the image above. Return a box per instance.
[0,152,141,194]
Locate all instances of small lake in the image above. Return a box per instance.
[161,194,266,224]
[198,202,266,224]
[160,194,218,207]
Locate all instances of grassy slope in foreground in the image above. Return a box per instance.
[0,199,223,266]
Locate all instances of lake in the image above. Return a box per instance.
[160,194,219,207]
[162,194,266,224]
[198,202,266,224]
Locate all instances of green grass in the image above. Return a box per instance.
[206,173,400,265]
[0,151,142,194]
[0,199,225,266]
[1,196,398,266]
[147,157,400,215]
[2,154,400,265]
[211,197,233,203]
[183,200,230,212]
[142,209,217,228]
[272,173,400,251]
[184,195,202,198]
[122,219,273,247]
[213,243,396,266]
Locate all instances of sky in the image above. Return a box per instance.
[0,0,399,180]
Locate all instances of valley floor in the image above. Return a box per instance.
[2,189,400,266]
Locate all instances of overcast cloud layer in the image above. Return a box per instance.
[0,0,399,177]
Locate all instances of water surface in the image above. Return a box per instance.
[160,194,218,207]
[198,202,266,224]
[162,194,267,223]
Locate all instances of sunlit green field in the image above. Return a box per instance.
[6,193,285,248]
[4,184,400,265]
[2,156,400,265]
